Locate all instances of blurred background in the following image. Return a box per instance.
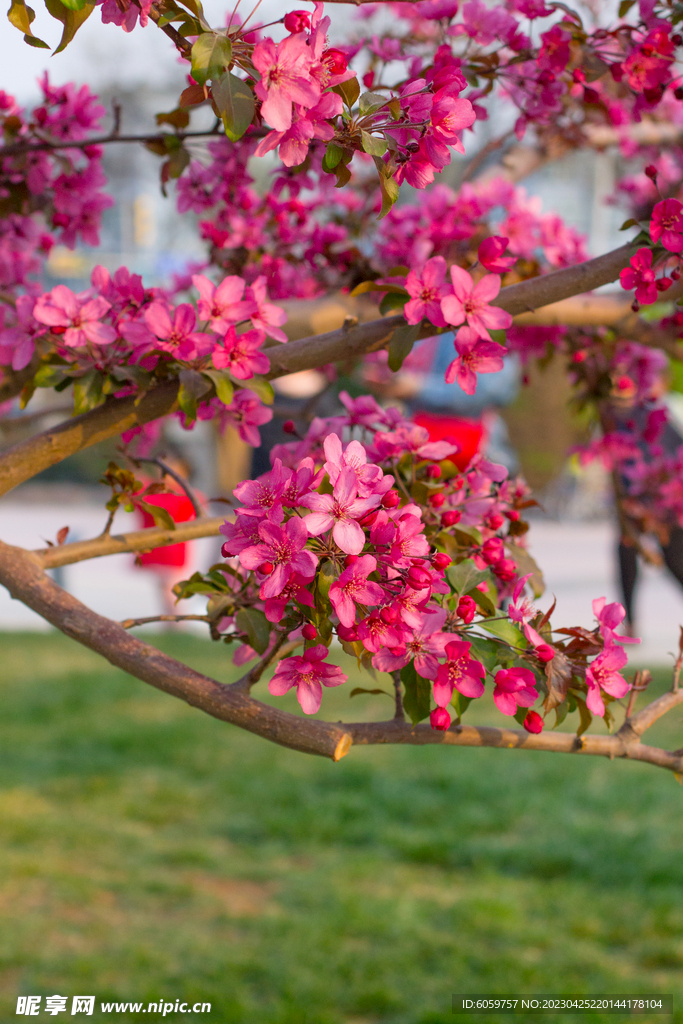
[2,9,683,1022]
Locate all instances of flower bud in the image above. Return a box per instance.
[631,300,640,313]
[657,276,673,292]
[429,492,446,508]
[284,9,310,32]
[221,542,231,558]
[302,623,318,640]
[493,558,517,582]
[337,623,359,642]
[407,565,431,589]
[432,553,452,571]
[382,489,400,508]
[456,595,476,624]
[282,420,296,435]
[481,537,504,564]
[344,554,359,568]
[323,47,348,74]
[505,509,520,521]
[51,325,66,335]
[672,269,681,281]
[572,349,587,363]
[486,512,505,530]
[426,464,441,480]
[430,706,451,731]
[675,86,683,100]
[259,561,274,575]
[359,510,378,527]
[673,33,683,45]
[523,710,544,734]
[645,164,658,180]
[535,643,555,663]
[441,510,462,527]
[363,70,375,89]
[380,606,398,624]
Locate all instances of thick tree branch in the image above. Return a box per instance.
[34,516,225,569]
[0,538,681,773]
[0,242,638,499]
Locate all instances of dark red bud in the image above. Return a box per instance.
[672,269,681,280]
[323,47,348,74]
[344,555,360,570]
[505,509,520,521]
[302,623,318,640]
[337,623,358,642]
[282,420,296,434]
[429,492,446,508]
[426,464,442,480]
[407,566,431,588]
[631,300,640,313]
[360,510,378,527]
[657,276,673,291]
[441,510,462,527]
[675,86,683,100]
[221,542,231,558]
[673,33,683,45]
[486,513,505,530]
[523,710,544,733]
[535,643,555,663]
[645,164,658,180]
[259,561,274,575]
[51,326,66,335]
[380,606,398,624]
[430,706,451,731]
[432,553,452,570]
[572,350,587,363]
[456,595,477,624]
[382,489,400,508]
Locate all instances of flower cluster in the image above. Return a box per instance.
[170,397,640,735]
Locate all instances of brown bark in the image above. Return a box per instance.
[0,537,681,773]
[0,242,637,500]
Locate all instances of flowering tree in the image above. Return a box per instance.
[3,0,683,773]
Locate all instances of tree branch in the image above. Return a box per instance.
[34,516,225,569]
[0,242,638,499]
[0,129,220,159]
[0,538,681,773]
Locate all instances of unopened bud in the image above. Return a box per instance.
[672,269,681,281]
[429,492,446,508]
[486,512,505,530]
[344,554,359,568]
[675,86,683,100]
[382,489,400,508]
[430,706,451,731]
[631,300,640,313]
[441,510,462,527]
[523,710,544,733]
[380,606,398,625]
[456,595,476,624]
[221,542,231,558]
[535,643,555,663]
[432,553,452,570]
[407,565,431,589]
[302,623,318,640]
[282,420,296,435]
[426,464,442,480]
[284,9,310,32]
[645,164,658,180]
[505,509,520,521]
[657,276,673,291]
[673,33,683,45]
[337,623,358,642]
[259,561,274,575]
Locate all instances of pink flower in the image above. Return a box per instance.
[245,277,288,342]
[264,571,315,623]
[508,572,546,648]
[478,236,516,274]
[303,468,381,555]
[433,639,485,706]
[372,607,450,678]
[619,248,658,305]
[585,644,630,717]
[221,389,273,446]
[233,458,290,518]
[445,326,506,395]
[493,666,538,716]
[356,613,403,654]
[239,516,318,599]
[329,554,385,627]
[404,256,449,327]
[213,327,269,380]
[33,285,116,348]
[144,302,212,361]
[252,33,320,132]
[268,645,347,714]
[592,597,640,645]
[0,294,45,370]
[193,273,255,332]
[441,265,513,340]
[650,199,683,253]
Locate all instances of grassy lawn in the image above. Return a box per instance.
[0,631,682,1023]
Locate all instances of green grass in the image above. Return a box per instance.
[1,632,683,1024]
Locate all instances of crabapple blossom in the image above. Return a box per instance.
[268,645,347,714]
[441,266,513,339]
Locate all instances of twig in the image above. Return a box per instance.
[131,455,203,519]
[674,628,683,692]
[121,614,212,628]
[0,128,221,159]
[624,668,651,720]
[231,633,302,693]
[101,508,117,538]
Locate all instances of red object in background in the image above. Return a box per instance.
[138,492,196,567]
[413,411,485,471]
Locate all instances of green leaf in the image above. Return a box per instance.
[553,701,569,728]
[322,142,344,172]
[379,292,407,315]
[619,218,639,231]
[7,0,49,44]
[618,0,635,14]
[388,323,420,372]
[450,690,473,720]
[212,72,254,141]
[73,370,104,415]
[191,32,232,86]
[333,77,360,108]
[316,559,336,611]
[44,0,95,52]
[574,694,592,736]
[373,157,400,219]
[235,608,270,655]
[447,558,490,596]
[57,0,87,12]
[467,637,502,673]
[349,687,393,700]
[400,662,431,725]
[202,368,234,407]
[471,585,497,617]
[360,129,387,157]
[359,91,387,115]
[488,329,507,346]
[136,500,176,531]
[480,618,526,648]
[239,375,274,405]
